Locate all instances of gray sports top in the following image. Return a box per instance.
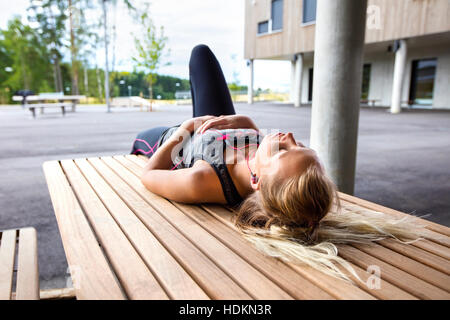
[158,126,262,208]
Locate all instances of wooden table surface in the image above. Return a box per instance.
[43,155,450,300]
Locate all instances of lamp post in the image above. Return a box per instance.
[247,59,254,104]
[102,0,111,112]
[128,85,132,97]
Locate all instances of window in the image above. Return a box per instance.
[308,68,314,102]
[302,0,317,24]
[361,64,371,99]
[258,21,269,34]
[271,0,283,31]
[409,58,437,105]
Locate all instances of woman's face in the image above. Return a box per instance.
[254,132,322,182]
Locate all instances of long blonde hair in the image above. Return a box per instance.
[234,164,432,283]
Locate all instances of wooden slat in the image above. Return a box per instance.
[338,245,450,299]
[105,156,290,299]
[197,205,375,300]
[0,230,16,300]
[339,199,450,249]
[353,242,450,291]
[335,262,417,300]
[172,202,334,300]
[138,201,292,300]
[202,205,414,299]
[87,157,209,300]
[338,192,450,238]
[40,287,76,300]
[335,193,450,266]
[15,228,39,300]
[128,155,413,299]
[101,156,251,299]
[201,204,416,300]
[137,155,148,162]
[125,154,150,166]
[43,161,125,300]
[127,154,450,300]
[123,155,378,299]
[60,159,168,300]
[377,239,450,275]
[412,239,450,260]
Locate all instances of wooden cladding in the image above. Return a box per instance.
[245,0,450,59]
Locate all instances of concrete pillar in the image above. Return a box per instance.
[390,40,408,114]
[290,59,296,103]
[310,0,368,195]
[294,53,303,107]
[248,59,254,105]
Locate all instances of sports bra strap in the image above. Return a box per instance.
[210,163,243,208]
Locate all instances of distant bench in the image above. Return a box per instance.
[13,94,85,116]
[27,103,72,118]
[361,99,381,107]
[111,96,153,112]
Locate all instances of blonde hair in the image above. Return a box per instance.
[234,164,432,283]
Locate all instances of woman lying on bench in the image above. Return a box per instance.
[132,45,429,281]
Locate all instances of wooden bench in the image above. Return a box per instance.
[42,155,450,300]
[110,96,152,112]
[27,103,72,118]
[0,227,39,300]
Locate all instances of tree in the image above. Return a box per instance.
[68,0,82,95]
[68,0,98,95]
[0,16,54,99]
[110,71,189,100]
[132,2,170,111]
[28,0,67,93]
[101,0,135,112]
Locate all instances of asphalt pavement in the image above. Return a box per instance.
[0,102,449,289]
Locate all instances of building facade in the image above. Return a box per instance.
[244,0,450,109]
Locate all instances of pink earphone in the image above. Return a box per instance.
[135,128,260,174]
[250,172,258,184]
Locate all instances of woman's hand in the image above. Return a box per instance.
[194,115,258,134]
[179,115,217,133]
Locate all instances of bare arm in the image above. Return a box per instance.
[143,115,216,172]
[195,115,259,134]
[140,115,227,203]
[141,165,226,204]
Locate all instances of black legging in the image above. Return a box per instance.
[189,44,235,117]
[131,44,236,157]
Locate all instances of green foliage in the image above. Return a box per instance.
[27,0,67,57]
[228,82,248,92]
[111,71,189,100]
[28,0,68,92]
[132,2,170,99]
[0,16,54,103]
[0,1,199,104]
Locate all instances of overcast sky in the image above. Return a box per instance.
[0,0,291,91]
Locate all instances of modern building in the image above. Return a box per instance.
[244,0,450,111]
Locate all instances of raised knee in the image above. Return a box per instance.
[190,44,215,62]
[192,44,210,54]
